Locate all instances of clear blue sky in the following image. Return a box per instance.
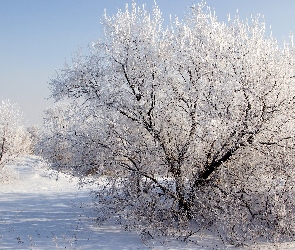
[1,0,295,126]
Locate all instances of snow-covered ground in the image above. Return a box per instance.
[0,156,147,250]
[0,156,294,250]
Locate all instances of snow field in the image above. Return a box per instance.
[0,156,146,249]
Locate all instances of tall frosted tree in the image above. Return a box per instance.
[46,2,295,246]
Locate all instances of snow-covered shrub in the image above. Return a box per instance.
[36,103,77,173]
[36,102,106,177]
[0,100,31,170]
[0,166,19,183]
[45,2,295,246]
[26,125,41,154]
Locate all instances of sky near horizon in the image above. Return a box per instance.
[1,0,295,126]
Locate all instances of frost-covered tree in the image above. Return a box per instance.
[46,2,295,246]
[0,100,30,170]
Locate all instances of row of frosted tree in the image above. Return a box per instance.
[3,2,295,247]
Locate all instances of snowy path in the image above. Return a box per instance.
[0,156,294,250]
